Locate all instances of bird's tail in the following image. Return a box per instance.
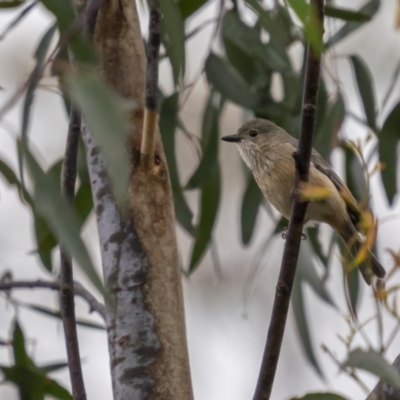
[340,228,386,285]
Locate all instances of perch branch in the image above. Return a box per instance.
[252,1,325,399]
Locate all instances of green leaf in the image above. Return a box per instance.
[20,142,106,297]
[241,175,263,245]
[38,362,69,374]
[349,55,377,130]
[188,164,221,273]
[289,393,349,400]
[177,0,207,19]
[0,365,73,400]
[325,6,371,22]
[39,0,95,64]
[67,69,131,211]
[292,274,324,378]
[159,94,195,236]
[205,52,259,109]
[286,0,323,54]
[0,0,25,8]
[74,182,93,224]
[327,0,380,48]
[161,0,185,84]
[34,213,58,272]
[306,226,328,267]
[0,1,37,41]
[186,92,221,189]
[222,11,291,72]
[379,101,400,205]
[12,321,33,369]
[343,348,400,388]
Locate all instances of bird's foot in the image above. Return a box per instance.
[281,231,307,240]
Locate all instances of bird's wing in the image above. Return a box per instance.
[311,150,361,228]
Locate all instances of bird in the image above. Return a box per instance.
[221,118,385,285]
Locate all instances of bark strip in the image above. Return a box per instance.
[252,2,325,399]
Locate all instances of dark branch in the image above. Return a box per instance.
[0,280,106,320]
[140,2,161,170]
[252,2,325,399]
[60,105,86,400]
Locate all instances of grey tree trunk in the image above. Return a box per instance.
[81,0,193,398]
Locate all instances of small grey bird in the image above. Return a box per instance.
[222,118,385,285]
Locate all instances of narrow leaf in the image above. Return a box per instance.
[20,142,106,297]
[189,164,221,273]
[327,0,380,48]
[241,175,263,245]
[343,348,400,387]
[159,94,195,236]
[325,6,371,22]
[0,0,25,8]
[205,52,259,109]
[349,55,377,130]
[379,101,400,205]
[67,70,131,211]
[12,321,32,369]
[177,0,207,19]
[160,0,185,84]
[289,393,349,400]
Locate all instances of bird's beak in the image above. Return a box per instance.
[221,134,241,143]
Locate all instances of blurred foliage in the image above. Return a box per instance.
[1,0,400,398]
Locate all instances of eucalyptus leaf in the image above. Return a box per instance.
[289,393,349,400]
[67,70,131,211]
[177,0,207,19]
[326,0,380,48]
[0,0,25,8]
[325,6,371,22]
[379,101,400,205]
[349,55,377,130]
[343,348,400,388]
[159,93,195,236]
[20,142,106,297]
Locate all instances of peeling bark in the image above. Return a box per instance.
[82,0,193,398]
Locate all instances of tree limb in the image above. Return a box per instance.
[252,2,325,399]
[0,280,106,320]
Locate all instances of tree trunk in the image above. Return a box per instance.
[81,0,193,398]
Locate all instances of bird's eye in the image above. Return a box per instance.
[249,130,258,137]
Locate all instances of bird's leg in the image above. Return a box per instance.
[281,230,307,240]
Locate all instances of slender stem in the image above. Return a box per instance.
[252,2,324,399]
[0,280,106,320]
[60,106,87,400]
[140,3,161,170]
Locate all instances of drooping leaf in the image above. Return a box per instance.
[292,274,324,378]
[20,142,106,297]
[327,0,380,48]
[160,0,185,84]
[286,0,324,54]
[0,1,37,41]
[306,226,328,267]
[222,10,291,72]
[349,55,377,130]
[379,101,400,205]
[241,175,263,245]
[205,52,259,109]
[38,362,69,374]
[325,6,371,22]
[343,348,400,388]
[39,0,95,63]
[67,69,131,211]
[159,93,195,236]
[0,0,25,8]
[289,393,349,400]
[12,321,33,369]
[186,92,221,189]
[0,365,73,399]
[177,0,207,19]
[74,182,93,225]
[188,164,221,273]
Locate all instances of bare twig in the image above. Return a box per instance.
[252,2,324,399]
[0,280,106,320]
[60,106,86,400]
[140,2,161,170]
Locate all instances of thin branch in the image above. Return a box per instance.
[252,2,325,399]
[0,280,106,320]
[59,105,86,400]
[140,2,161,170]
